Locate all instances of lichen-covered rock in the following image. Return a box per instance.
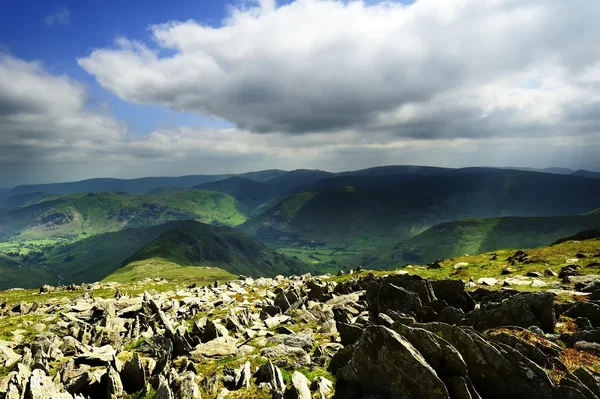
[335,325,449,399]
[467,292,555,333]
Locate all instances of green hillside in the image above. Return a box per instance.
[195,177,281,210]
[103,258,236,285]
[0,220,311,289]
[0,189,247,238]
[125,220,312,277]
[386,214,600,265]
[242,169,600,245]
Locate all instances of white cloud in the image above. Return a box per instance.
[4,0,600,185]
[78,0,600,139]
[44,6,70,27]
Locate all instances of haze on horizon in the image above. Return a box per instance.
[2,0,600,186]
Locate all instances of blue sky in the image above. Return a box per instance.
[0,0,599,185]
[1,0,234,134]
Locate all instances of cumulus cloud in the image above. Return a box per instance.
[44,6,70,27]
[4,0,600,185]
[78,0,600,139]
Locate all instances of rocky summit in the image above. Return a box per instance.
[1,270,600,399]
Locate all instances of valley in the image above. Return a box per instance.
[1,165,600,289]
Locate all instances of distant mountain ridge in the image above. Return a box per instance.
[0,190,248,238]
[385,214,600,265]
[8,169,287,196]
[241,168,600,244]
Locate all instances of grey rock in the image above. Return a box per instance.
[106,366,123,399]
[467,292,555,333]
[256,360,285,393]
[191,336,237,358]
[120,353,146,394]
[155,375,173,399]
[336,322,364,346]
[335,325,449,399]
[173,372,201,399]
[430,280,475,312]
[366,282,423,322]
[311,376,333,399]
[285,371,311,399]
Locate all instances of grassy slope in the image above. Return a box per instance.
[8,220,312,288]
[387,214,600,265]
[0,254,54,290]
[125,220,313,278]
[0,189,247,238]
[242,169,600,244]
[103,257,235,285]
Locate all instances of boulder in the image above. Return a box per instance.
[336,322,364,346]
[430,280,475,312]
[256,360,285,393]
[467,292,555,333]
[335,325,449,399]
[120,353,145,394]
[191,336,237,358]
[366,282,423,322]
[285,371,311,399]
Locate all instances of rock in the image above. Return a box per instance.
[274,291,291,313]
[477,277,499,286]
[73,345,116,367]
[233,361,251,390]
[261,345,311,368]
[285,371,311,399]
[256,360,285,393]
[420,322,554,399]
[311,376,333,399]
[203,320,229,342]
[366,282,423,322]
[430,280,475,312]
[336,322,364,346]
[39,285,55,294]
[120,353,145,394]
[574,341,600,355]
[173,372,201,399]
[571,367,600,398]
[138,335,173,375]
[563,302,600,327]
[467,292,555,333]
[545,268,559,277]
[191,336,237,358]
[268,334,315,351]
[0,344,21,368]
[25,369,58,399]
[335,325,448,399]
[527,271,543,278]
[106,366,123,398]
[264,315,291,329]
[155,375,173,399]
[501,268,513,275]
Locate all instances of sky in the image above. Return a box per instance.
[1,0,600,186]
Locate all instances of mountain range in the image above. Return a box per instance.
[1,164,600,289]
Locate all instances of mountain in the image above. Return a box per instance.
[552,227,600,245]
[572,169,600,179]
[195,177,280,210]
[386,214,600,265]
[261,169,334,191]
[0,220,311,289]
[0,189,247,238]
[123,220,311,277]
[8,169,287,196]
[242,168,600,244]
